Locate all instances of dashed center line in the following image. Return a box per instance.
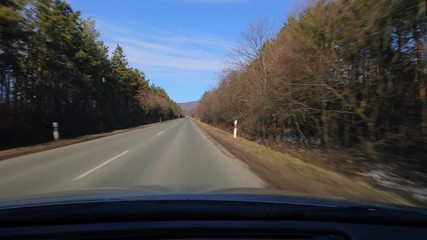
[73,150,129,180]
[157,131,165,136]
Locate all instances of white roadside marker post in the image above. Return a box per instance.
[52,122,59,140]
[233,120,237,139]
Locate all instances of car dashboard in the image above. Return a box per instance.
[0,193,425,239]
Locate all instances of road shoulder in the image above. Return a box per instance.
[0,122,163,160]
[194,120,412,206]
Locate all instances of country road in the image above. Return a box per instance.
[0,118,265,200]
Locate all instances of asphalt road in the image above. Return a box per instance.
[0,118,265,200]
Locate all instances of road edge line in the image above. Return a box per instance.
[73,150,129,180]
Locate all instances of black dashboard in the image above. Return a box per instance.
[2,219,426,239]
[0,193,425,239]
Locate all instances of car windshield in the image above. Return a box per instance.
[0,0,426,209]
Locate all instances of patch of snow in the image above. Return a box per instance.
[362,167,427,202]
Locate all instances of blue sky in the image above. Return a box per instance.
[67,0,300,103]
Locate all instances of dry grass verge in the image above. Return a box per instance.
[0,122,163,160]
[195,120,412,206]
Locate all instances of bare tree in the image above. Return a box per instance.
[228,18,274,69]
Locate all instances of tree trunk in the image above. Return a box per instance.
[5,71,10,113]
[344,120,350,146]
[321,100,329,146]
[413,24,426,134]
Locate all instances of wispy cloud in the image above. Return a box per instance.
[91,17,232,102]
[122,44,224,71]
[183,0,245,3]
[117,37,207,58]
[96,19,230,72]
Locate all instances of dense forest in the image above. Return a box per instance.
[0,0,182,149]
[195,0,426,157]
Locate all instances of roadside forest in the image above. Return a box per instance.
[0,0,182,149]
[196,0,427,159]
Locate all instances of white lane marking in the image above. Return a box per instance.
[73,150,129,180]
[157,130,165,136]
